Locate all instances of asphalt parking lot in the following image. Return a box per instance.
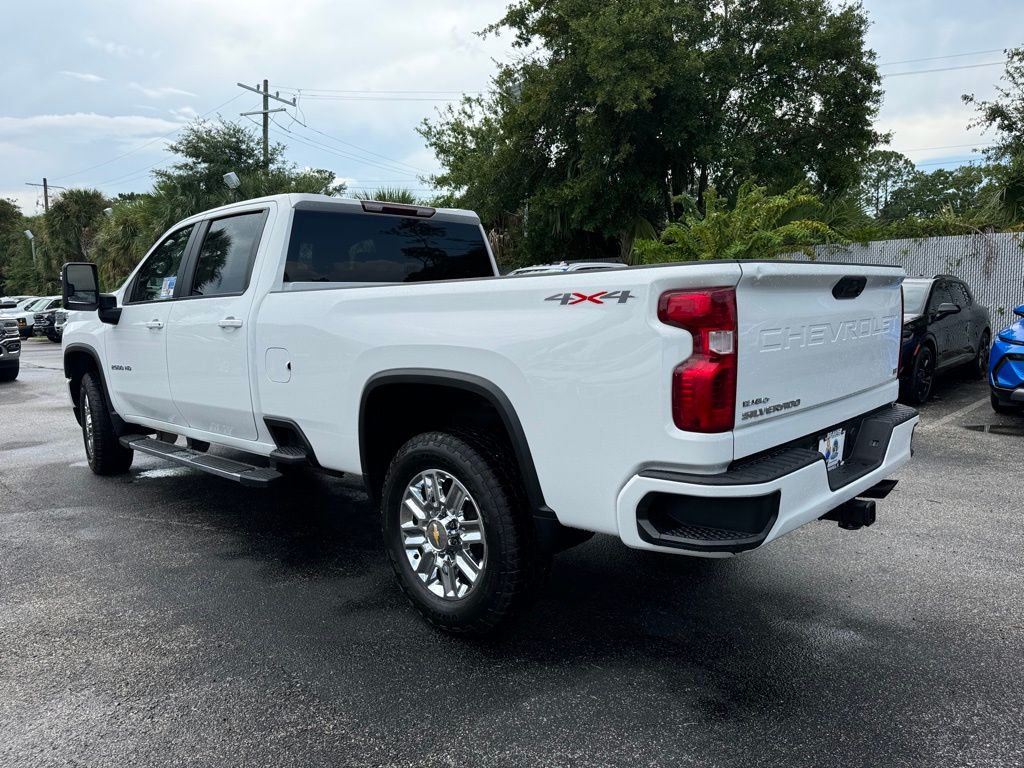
[2,339,1022,768]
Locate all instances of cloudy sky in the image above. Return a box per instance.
[2,0,1019,214]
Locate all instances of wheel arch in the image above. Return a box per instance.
[358,369,553,521]
[64,343,128,433]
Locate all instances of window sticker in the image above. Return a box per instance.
[159,275,176,299]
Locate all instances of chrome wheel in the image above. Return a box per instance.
[400,469,487,601]
[82,390,95,459]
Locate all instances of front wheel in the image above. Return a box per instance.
[971,331,990,379]
[80,372,134,475]
[381,431,544,635]
[0,363,17,382]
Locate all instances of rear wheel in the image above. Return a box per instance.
[971,331,990,379]
[80,372,134,475]
[381,431,545,635]
[903,346,935,405]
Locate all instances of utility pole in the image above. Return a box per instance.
[237,80,296,170]
[25,178,66,213]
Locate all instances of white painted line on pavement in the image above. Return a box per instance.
[919,395,990,431]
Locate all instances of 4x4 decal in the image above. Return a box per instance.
[545,290,636,306]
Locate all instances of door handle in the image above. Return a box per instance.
[218,317,243,329]
[144,320,164,330]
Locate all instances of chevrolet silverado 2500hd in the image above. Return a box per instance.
[60,194,918,633]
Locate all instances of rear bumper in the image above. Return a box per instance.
[616,404,918,557]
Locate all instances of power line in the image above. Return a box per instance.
[51,92,246,182]
[277,86,482,95]
[298,123,428,174]
[878,46,1017,67]
[293,95,466,102]
[269,115,428,176]
[275,94,430,174]
[268,120,428,178]
[881,60,1006,78]
[914,157,982,167]
[94,159,171,187]
[901,140,995,152]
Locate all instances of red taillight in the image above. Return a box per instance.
[659,288,737,433]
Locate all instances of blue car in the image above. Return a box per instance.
[990,304,1024,414]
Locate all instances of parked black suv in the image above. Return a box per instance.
[33,309,61,342]
[900,276,991,404]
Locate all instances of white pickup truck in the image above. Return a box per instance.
[61,194,918,633]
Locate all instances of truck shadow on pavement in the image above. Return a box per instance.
[99,457,961,736]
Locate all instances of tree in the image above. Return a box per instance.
[635,181,842,262]
[881,165,986,221]
[353,187,421,204]
[858,150,915,218]
[964,47,1024,163]
[975,154,1024,227]
[0,198,28,295]
[147,119,344,235]
[92,119,346,288]
[420,0,882,262]
[47,188,108,264]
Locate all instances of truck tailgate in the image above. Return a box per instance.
[732,261,904,459]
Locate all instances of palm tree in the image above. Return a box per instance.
[352,187,421,205]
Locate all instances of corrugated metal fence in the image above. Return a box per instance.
[788,232,1024,323]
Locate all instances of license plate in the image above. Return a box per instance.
[818,428,846,471]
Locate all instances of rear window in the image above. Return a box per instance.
[284,210,492,285]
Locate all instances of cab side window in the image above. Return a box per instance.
[129,225,195,303]
[950,281,972,307]
[189,212,266,297]
[928,283,950,313]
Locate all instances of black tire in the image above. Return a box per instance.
[0,362,17,382]
[991,393,1021,415]
[902,346,935,405]
[971,330,990,379]
[80,372,134,475]
[381,430,545,635]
